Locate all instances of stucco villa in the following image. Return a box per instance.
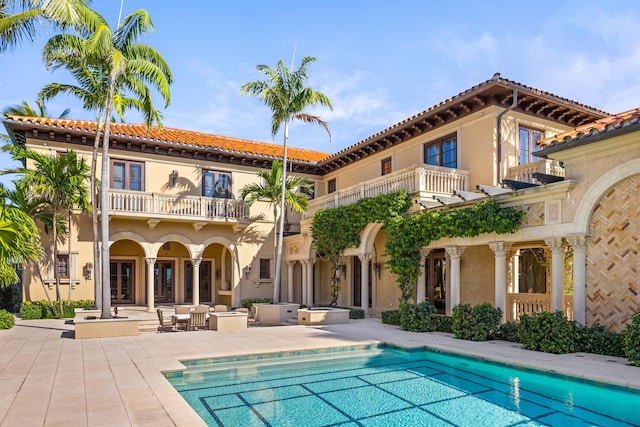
[3,74,639,331]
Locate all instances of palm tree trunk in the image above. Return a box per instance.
[100,93,114,319]
[91,108,104,310]
[52,205,63,316]
[66,207,72,304]
[273,121,289,304]
[34,261,55,310]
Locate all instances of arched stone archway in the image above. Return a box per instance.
[586,173,640,331]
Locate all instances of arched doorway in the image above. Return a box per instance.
[109,239,145,304]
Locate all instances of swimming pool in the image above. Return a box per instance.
[166,345,640,426]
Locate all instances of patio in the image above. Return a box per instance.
[0,316,638,426]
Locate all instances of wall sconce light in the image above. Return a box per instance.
[373,263,382,279]
[340,264,347,276]
[170,169,179,187]
[83,262,93,280]
[162,242,171,255]
[244,265,252,279]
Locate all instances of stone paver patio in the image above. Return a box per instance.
[1,314,639,426]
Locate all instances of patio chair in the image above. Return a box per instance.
[174,305,191,330]
[214,304,228,312]
[156,308,175,332]
[196,305,210,313]
[187,311,208,331]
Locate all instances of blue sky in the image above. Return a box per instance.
[2,0,640,184]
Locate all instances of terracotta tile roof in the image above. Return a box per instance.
[539,108,640,148]
[3,115,330,163]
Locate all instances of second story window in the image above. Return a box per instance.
[327,178,336,194]
[203,170,232,198]
[381,157,392,175]
[57,254,69,278]
[519,126,544,165]
[111,160,144,191]
[424,135,457,168]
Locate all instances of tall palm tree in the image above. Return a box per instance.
[8,147,89,314]
[241,56,332,303]
[0,0,93,52]
[0,184,41,288]
[240,160,313,261]
[40,35,166,311]
[42,8,172,318]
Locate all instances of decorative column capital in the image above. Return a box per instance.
[285,260,296,267]
[302,258,316,267]
[358,253,372,263]
[489,241,512,257]
[566,235,589,253]
[145,257,156,266]
[544,237,565,252]
[445,246,465,259]
[191,258,202,268]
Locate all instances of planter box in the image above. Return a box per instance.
[297,308,350,325]
[209,312,248,332]
[253,303,299,326]
[74,316,139,339]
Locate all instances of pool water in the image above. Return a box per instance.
[166,346,640,426]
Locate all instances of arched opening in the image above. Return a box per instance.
[110,239,145,304]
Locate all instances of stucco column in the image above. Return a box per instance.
[191,258,201,306]
[545,238,565,313]
[145,257,156,312]
[358,254,372,317]
[300,260,308,307]
[303,259,315,307]
[416,249,431,303]
[286,261,295,303]
[489,242,511,321]
[445,246,465,314]
[567,235,588,324]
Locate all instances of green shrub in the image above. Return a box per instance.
[0,309,15,329]
[433,315,454,333]
[576,323,624,357]
[240,298,272,310]
[497,322,520,342]
[381,309,400,326]
[622,312,640,366]
[0,283,22,312]
[452,303,502,341]
[518,311,578,354]
[399,301,437,332]
[19,300,95,319]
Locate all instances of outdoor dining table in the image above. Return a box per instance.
[172,313,191,330]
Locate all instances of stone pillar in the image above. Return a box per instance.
[445,246,465,314]
[545,238,565,312]
[358,254,372,317]
[286,261,295,303]
[489,242,511,321]
[145,257,156,312]
[416,249,431,303]
[302,259,315,307]
[567,235,588,324]
[191,258,201,307]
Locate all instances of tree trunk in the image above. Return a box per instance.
[66,208,72,304]
[273,121,289,304]
[52,205,63,316]
[100,93,114,319]
[91,110,104,310]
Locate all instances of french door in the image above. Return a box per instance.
[154,261,175,303]
[110,261,135,304]
[425,249,447,314]
[184,261,212,302]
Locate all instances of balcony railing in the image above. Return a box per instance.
[105,190,250,222]
[506,159,564,184]
[506,293,573,322]
[305,164,469,218]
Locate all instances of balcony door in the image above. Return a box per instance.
[154,261,175,303]
[110,261,135,304]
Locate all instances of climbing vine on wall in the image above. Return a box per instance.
[311,192,525,306]
[311,191,412,304]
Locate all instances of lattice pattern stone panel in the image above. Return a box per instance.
[518,202,545,228]
[587,174,640,332]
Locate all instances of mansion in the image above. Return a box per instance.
[4,74,639,331]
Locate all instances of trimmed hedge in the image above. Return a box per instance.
[240,298,272,310]
[518,311,578,354]
[623,312,640,366]
[19,300,95,319]
[452,303,502,341]
[576,323,624,357]
[433,315,454,333]
[399,301,438,332]
[497,322,519,342]
[381,309,400,326]
[0,309,14,329]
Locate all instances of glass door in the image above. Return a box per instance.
[425,249,447,314]
[352,256,372,307]
[184,261,212,302]
[155,261,175,303]
[110,261,135,304]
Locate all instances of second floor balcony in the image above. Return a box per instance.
[103,190,250,230]
[304,164,470,218]
[506,159,564,184]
